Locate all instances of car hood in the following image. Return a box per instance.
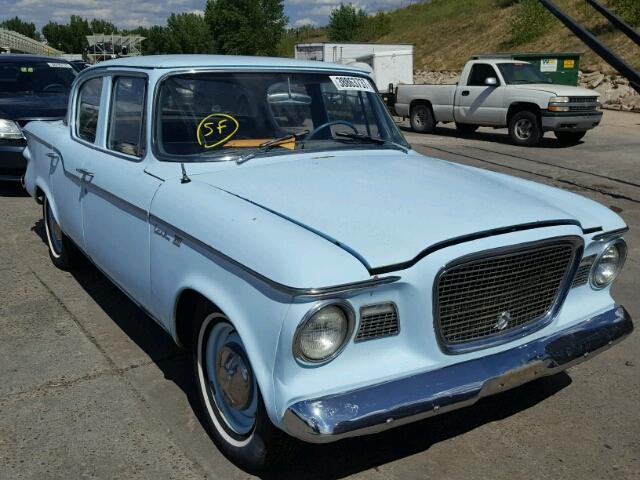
[0,93,68,123]
[187,150,621,271]
[510,84,598,97]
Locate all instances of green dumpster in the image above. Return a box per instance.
[511,52,582,86]
[472,52,583,86]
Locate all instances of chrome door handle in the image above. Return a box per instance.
[75,168,94,178]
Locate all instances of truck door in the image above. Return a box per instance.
[454,63,504,125]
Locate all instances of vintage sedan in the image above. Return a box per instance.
[23,55,632,471]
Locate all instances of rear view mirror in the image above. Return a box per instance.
[485,77,498,87]
[267,92,312,105]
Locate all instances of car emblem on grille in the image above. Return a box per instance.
[495,311,512,331]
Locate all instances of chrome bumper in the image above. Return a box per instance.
[283,306,633,443]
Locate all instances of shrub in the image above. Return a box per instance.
[609,0,640,27]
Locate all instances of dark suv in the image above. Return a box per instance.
[0,55,77,182]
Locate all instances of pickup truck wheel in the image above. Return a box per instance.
[554,130,586,144]
[508,111,542,146]
[43,196,79,270]
[194,311,297,472]
[455,123,478,136]
[410,104,435,133]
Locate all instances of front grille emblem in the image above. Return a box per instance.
[496,311,512,331]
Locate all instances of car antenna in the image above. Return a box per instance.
[180,163,191,184]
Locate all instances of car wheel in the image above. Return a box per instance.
[554,130,586,144]
[410,104,435,133]
[455,123,478,136]
[508,111,542,146]
[43,196,79,270]
[194,310,297,472]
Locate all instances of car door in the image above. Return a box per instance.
[81,73,161,308]
[50,75,106,248]
[454,63,504,125]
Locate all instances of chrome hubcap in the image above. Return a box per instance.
[204,322,257,436]
[216,345,252,410]
[414,109,426,126]
[515,118,533,140]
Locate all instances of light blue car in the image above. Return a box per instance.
[22,55,632,471]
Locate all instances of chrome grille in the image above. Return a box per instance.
[569,104,597,112]
[569,96,598,103]
[571,254,596,288]
[356,303,399,342]
[435,241,577,347]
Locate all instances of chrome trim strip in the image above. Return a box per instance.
[369,220,586,275]
[432,236,583,354]
[149,214,401,299]
[592,227,629,242]
[283,306,633,443]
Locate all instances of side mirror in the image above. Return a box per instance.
[485,77,498,87]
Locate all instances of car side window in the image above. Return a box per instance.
[108,76,146,157]
[468,64,499,86]
[76,77,103,143]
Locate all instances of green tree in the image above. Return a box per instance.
[0,16,41,40]
[166,12,213,53]
[204,0,287,55]
[43,15,90,53]
[90,19,118,34]
[327,4,367,41]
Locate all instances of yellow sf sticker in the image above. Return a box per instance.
[196,113,240,149]
[563,59,575,69]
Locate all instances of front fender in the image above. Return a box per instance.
[147,178,372,423]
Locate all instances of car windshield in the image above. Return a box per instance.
[497,63,552,85]
[0,61,77,95]
[155,71,409,161]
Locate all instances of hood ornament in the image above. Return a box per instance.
[496,311,512,331]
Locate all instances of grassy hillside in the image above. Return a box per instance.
[284,0,640,73]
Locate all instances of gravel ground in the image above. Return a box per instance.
[0,110,638,479]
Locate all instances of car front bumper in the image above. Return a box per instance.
[0,144,27,182]
[283,305,633,443]
[541,111,603,132]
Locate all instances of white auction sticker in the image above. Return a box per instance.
[330,76,375,92]
[47,62,73,69]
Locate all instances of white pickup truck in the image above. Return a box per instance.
[394,58,602,146]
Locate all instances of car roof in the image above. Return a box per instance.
[87,54,369,73]
[0,54,70,63]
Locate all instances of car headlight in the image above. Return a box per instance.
[548,96,571,112]
[591,239,627,289]
[549,96,570,103]
[0,119,24,140]
[294,301,354,363]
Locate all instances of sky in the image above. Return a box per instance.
[0,0,413,31]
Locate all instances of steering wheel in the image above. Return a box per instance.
[305,120,358,141]
[42,84,67,93]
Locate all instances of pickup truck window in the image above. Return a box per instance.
[497,63,552,85]
[155,72,407,161]
[108,77,146,157]
[76,77,103,144]
[468,64,500,86]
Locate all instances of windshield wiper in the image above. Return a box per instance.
[236,131,308,165]
[335,132,408,153]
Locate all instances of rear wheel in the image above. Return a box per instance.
[43,196,79,270]
[410,104,435,133]
[508,111,542,146]
[554,130,586,144]
[193,308,296,472]
[455,123,478,136]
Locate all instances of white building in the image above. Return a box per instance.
[294,42,414,93]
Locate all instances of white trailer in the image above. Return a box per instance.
[294,42,414,93]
